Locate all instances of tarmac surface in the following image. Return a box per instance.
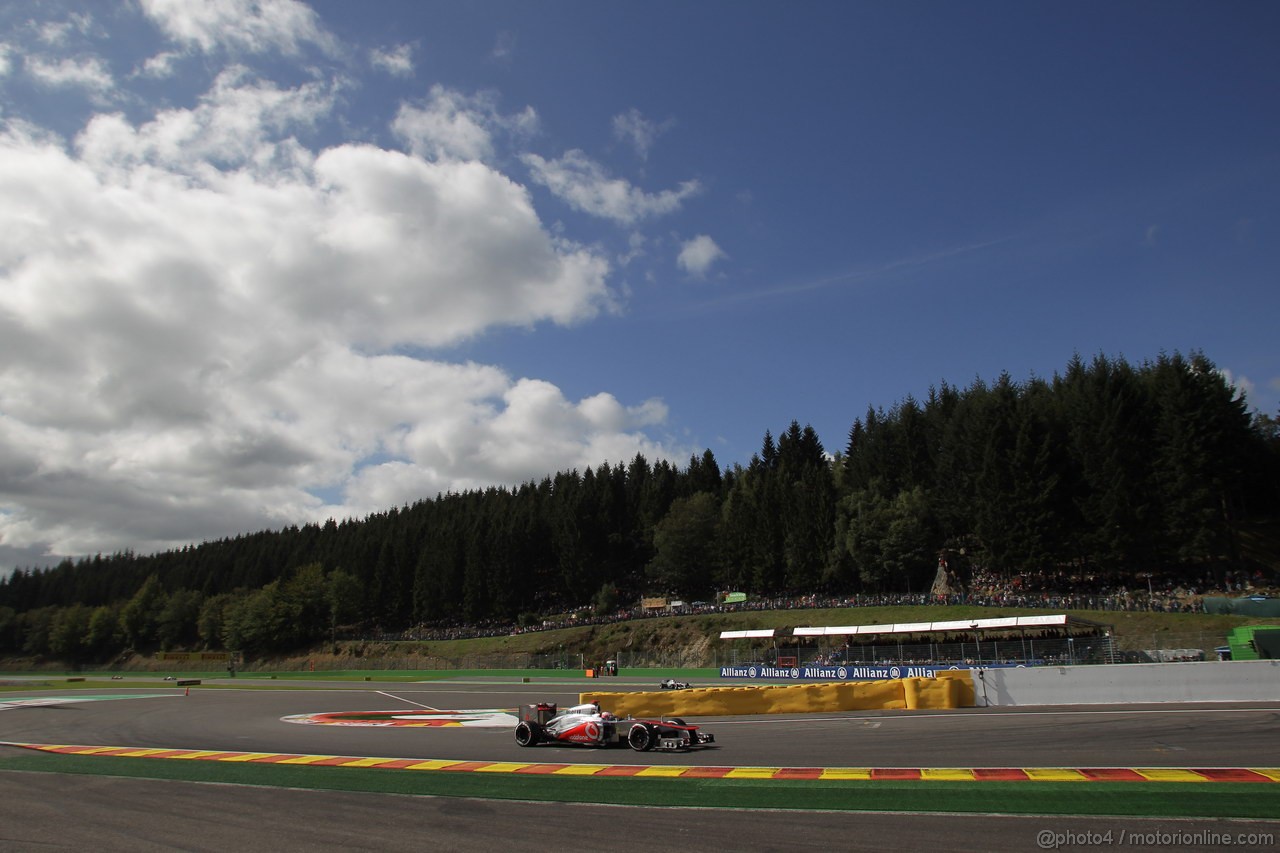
[3,677,1280,851]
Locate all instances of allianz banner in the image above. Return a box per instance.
[719,663,1029,680]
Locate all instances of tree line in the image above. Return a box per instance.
[1,350,1276,661]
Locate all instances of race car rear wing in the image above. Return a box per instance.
[519,703,558,725]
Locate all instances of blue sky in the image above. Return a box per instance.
[0,0,1276,568]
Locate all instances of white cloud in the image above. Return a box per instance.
[491,31,516,62]
[343,380,670,514]
[1219,369,1280,416]
[618,231,647,266]
[1218,369,1255,404]
[24,54,115,97]
[677,234,726,277]
[371,43,414,77]
[77,65,333,173]
[136,50,183,79]
[0,44,12,78]
[612,108,669,160]
[309,144,615,347]
[522,149,701,225]
[392,85,538,163]
[0,68,681,565]
[36,13,94,47]
[139,0,339,57]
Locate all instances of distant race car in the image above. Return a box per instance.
[514,702,715,752]
[659,679,692,690]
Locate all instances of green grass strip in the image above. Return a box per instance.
[1,750,1275,818]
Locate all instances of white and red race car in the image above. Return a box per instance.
[514,702,715,752]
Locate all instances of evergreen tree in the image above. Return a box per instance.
[155,589,202,650]
[120,575,165,648]
[972,372,1021,573]
[1062,354,1158,568]
[1149,351,1251,563]
[646,492,721,598]
[84,605,121,658]
[776,423,835,590]
[49,604,92,661]
[716,464,756,593]
[686,449,723,496]
[197,594,234,649]
[835,486,937,592]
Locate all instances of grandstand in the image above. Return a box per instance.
[720,614,1116,667]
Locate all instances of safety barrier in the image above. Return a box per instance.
[974,659,1280,706]
[582,671,973,717]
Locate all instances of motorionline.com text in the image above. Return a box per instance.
[1037,828,1274,849]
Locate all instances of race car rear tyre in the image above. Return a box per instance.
[515,720,542,747]
[627,722,655,752]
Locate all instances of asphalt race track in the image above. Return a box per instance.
[4,678,1280,767]
[3,677,1280,852]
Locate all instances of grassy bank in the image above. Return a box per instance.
[4,605,1278,674]
[312,605,1280,669]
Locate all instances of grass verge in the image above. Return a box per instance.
[0,750,1275,818]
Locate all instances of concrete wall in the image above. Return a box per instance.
[976,659,1280,706]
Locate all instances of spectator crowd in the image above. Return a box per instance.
[369,566,1274,645]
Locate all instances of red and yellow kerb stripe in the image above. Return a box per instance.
[8,743,1280,782]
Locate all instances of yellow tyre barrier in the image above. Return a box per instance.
[583,671,974,718]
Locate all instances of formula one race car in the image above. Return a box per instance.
[514,703,715,752]
[659,679,692,690]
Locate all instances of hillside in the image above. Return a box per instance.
[52,604,1274,674]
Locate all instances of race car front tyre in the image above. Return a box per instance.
[661,718,687,727]
[515,720,542,747]
[627,722,655,752]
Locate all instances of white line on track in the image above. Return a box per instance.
[0,694,181,711]
[376,690,439,710]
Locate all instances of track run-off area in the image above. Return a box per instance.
[2,675,1279,852]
